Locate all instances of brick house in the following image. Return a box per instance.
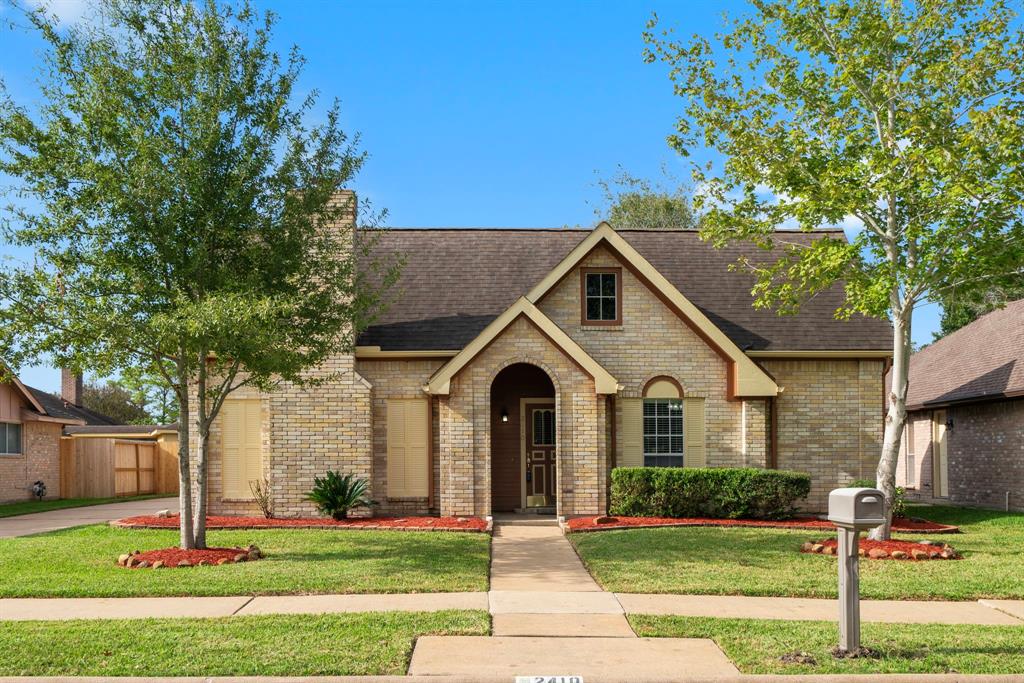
[897,299,1024,511]
[204,209,893,519]
[0,369,118,503]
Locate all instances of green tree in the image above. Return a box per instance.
[0,0,398,548]
[594,165,697,230]
[645,0,1024,539]
[935,281,1024,338]
[119,365,180,425]
[80,380,152,424]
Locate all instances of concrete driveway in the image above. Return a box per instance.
[0,497,179,538]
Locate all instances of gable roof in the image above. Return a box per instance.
[25,386,120,426]
[356,227,892,354]
[2,369,46,414]
[426,297,619,395]
[905,298,1024,410]
[524,223,777,398]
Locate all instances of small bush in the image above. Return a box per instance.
[306,471,374,520]
[852,478,907,519]
[610,467,811,520]
[249,477,274,519]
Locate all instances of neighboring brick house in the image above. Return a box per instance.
[896,299,1024,512]
[204,208,893,519]
[0,369,118,503]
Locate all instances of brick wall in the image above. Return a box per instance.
[201,354,373,518]
[902,400,1024,511]
[438,316,603,517]
[537,246,763,465]
[0,421,62,503]
[897,411,934,493]
[762,359,884,511]
[356,358,445,515]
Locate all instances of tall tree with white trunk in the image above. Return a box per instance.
[644,0,1024,538]
[0,0,398,548]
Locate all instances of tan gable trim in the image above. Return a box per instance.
[356,347,460,359]
[1,365,46,414]
[748,350,892,359]
[21,410,86,426]
[527,223,778,399]
[425,297,619,395]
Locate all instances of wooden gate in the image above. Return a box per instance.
[115,441,157,496]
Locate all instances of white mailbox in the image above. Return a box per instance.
[827,487,886,528]
[828,486,887,654]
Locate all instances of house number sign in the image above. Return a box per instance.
[515,677,583,683]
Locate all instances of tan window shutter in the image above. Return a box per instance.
[221,399,262,499]
[387,398,430,497]
[684,397,706,467]
[619,398,643,467]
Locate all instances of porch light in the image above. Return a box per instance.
[501,407,509,423]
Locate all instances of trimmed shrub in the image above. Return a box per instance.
[610,467,811,520]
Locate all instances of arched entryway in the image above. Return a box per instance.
[490,363,556,512]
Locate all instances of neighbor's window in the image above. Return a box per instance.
[643,399,683,467]
[583,270,620,323]
[0,422,22,456]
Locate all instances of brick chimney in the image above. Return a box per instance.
[324,189,357,237]
[61,369,83,406]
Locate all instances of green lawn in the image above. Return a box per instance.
[0,524,490,597]
[630,615,1024,675]
[0,494,172,518]
[571,505,1024,600]
[0,611,489,677]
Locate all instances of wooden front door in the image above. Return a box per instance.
[525,403,556,506]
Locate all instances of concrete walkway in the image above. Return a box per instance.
[409,518,741,679]
[0,496,178,538]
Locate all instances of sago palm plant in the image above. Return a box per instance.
[306,471,374,520]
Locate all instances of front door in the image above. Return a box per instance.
[525,403,556,507]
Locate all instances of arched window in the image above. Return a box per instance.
[642,377,684,467]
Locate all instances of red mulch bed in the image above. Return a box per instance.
[119,546,258,569]
[566,515,959,533]
[113,514,489,532]
[802,538,961,560]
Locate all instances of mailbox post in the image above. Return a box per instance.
[827,487,886,653]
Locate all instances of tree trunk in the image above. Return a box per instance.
[176,365,195,550]
[869,312,911,541]
[194,426,209,549]
[192,352,209,550]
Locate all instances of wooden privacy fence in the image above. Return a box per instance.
[60,433,179,499]
[115,441,156,497]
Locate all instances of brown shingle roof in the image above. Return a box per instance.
[357,227,892,352]
[26,386,120,425]
[905,298,1024,409]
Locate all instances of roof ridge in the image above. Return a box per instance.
[365,226,848,234]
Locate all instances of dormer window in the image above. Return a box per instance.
[581,268,621,325]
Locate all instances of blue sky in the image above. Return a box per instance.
[1,0,938,391]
